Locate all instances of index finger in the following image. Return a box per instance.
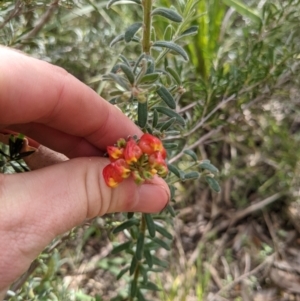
[0,47,141,150]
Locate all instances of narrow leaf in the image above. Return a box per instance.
[184,171,200,180]
[222,0,261,23]
[140,281,161,291]
[163,24,173,41]
[144,250,153,268]
[166,66,181,85]
[117,266,130,280]
[179,25,198,38]
[111,241,132,254]
[152,237,171,250]
[125,22,142,43]
[166,204,176,217]
[155,106,185,126]
[157,86,176,109]
[138,72,160,84]
[184,149,198,161]
[199,161,219,174]
[106,72,130,90]
[120,63,135,85]
[113,219,140,234]
[152,255,169,268]
[135,233,145,260]
[137,289,147,301]
[145,214,156,238]
[152,109,158,127]
[152,41,189,61]
[138,102,148,128]
[110,34,125,47]
[130,279,138,298]
[163,142,178,150]
[129,256,138,275]
[151,7,183,23]
[155,224,173,239]
[167,163,185,179]
[160,117,176,131]
[205,176,221,193]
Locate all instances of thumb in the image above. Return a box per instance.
[0,157,169,289]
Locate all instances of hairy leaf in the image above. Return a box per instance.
[152,41,189,61]
[151,7,183,23]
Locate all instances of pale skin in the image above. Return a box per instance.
[0,47,169,299]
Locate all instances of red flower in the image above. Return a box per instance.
[107,146,124,162]
[138,133,166,159]
[149,151,168,177]
[124,139,143,164]
[113,159,131,179]
[103,164,123,188]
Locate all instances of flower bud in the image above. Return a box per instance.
[124,139,143,164]
[132,170,145,185]
[103,164,123,188]
[107,146,124,162]
[112,159,131,179]
[138,133,166,158]
[149,151,168,177]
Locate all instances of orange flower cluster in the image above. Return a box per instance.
[103,134,168,187]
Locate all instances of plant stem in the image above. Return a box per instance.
[129,214,147,301]
[142,0,152,54]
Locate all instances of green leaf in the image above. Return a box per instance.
[155,106,185,126]
[163,142,178,150]
[137,289,147,301]
[166,204,176,217]
[138,72,160,84]
[183,149,198,161]
[199,161,219,174]
[130,279,138,298]
[145,214,156,238]
[138,102,148,128]
[205,176,221,193]
[222,0,261,24]
[144,250,153,268]
[125,22,143,43]
[152,109,158,128]
[151,7,183,23]
[166,66,181,85]
[113,219,140,234]
[156,86,176,109]
[152,41,189,61]
[179,25,199,38]
[184,171,200,180]
[155,224,173,240]
[152,255,169,268]
[106,0,141,8]
[167,164,184,179]
[116,266,130,280]
[129,256,138,275]
[140,281,161,291]
[106,73,130,90]
[160,117,176,131]
[163,24,173,41]
[111,241,132,254]
[110,34,125,47]
[119,63,135,85]
[152,237,171,250]
[169,184,176,200]
[135,233,145,261]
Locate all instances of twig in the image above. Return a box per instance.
[213,254,275,298]
[0,0,23,30]
[18,0,60,43]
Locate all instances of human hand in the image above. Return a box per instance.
[0,47,169,297]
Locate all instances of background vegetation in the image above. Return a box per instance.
[2,0,300,300]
